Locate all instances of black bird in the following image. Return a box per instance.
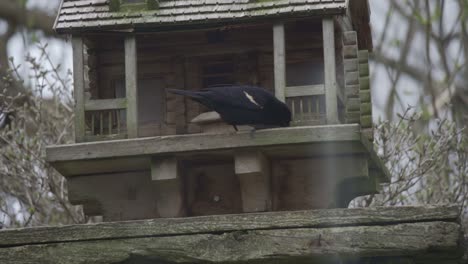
[0,108,13,130]
[167,85,291,131]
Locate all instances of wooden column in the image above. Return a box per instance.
[235,151,271,212]
[151,157,185,218]
[322,18,339,124]
[125,35,138,138]
[72,36,85,143]
[273,22,286,102]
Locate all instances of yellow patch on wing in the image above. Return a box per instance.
[243,91,262,108]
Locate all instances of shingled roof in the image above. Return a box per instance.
[54,0,348,33]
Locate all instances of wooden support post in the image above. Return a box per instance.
[322,18,339,124]
[125,35,138,138]
[151,157,185,218]
[151,157,178,181]
[273,22,286,102]
[235,151,271,213]
[72,36,85,143]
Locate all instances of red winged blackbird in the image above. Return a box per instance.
[167,85,291,131]
[0,108,13,130]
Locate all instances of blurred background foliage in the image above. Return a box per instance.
[0,0,467,228]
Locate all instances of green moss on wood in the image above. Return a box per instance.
[109,0,120,11]
[360,90,371,103]
[146,0,159,10]
[360,115,372,128]
[361,103,372,115]
[359,63,369,77]
[358,50,369,63]
[359,77,370,90]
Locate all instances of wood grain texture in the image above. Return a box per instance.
[322,18,339,124]
[0,217,462,263]
[46,125,361,162]
[72,36,85,143]
[235,151,271,212]
[124,35,138,138]
[0,205,459,247]
[285,84,325,97]
[273,22,286,102]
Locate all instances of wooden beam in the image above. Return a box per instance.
[235,151,271,212]
[322,18,339,124]
[0,206,462,263]
[154,179,185,218]
[46,125,362,162]
[273,22,286,102]
[84,98,127,111]
[0,205,459,247]
[125,35,138,138]
[285,84,325,98]
[151,157,185,217]
[0,222,461,263]
[72,36,85,143]
[151,157,178,181]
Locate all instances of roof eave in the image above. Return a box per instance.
[54,7,347,35]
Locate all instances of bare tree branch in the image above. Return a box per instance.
[0,0,56,36]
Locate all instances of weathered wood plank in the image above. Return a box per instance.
[342,31,358,45]
[285,84,325,97]
[359,76,370,90]
[125,35,138,138]
[46,125,362,162]
[344,58,358,72]
[0,205,459,247]
[358,50,370,63]
[0,221,461,264]
[84,98,127,111]
[72,36,85,143]
[343,44,358,59]
[322,18,339,124]
[273,22,286,102]
[360,90,371,102]
[235,151,271,212]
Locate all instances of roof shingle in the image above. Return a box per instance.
[54,0,348,33]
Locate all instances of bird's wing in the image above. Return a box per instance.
[202,86,270,111]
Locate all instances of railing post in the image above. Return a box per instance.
[125,35,138,138]
[273,22,286,102]
[322,18,339,124]
[72,36,85,142]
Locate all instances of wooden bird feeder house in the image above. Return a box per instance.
[44,0,389,220]
[0,1,464,263]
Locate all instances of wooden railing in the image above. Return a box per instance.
[83,99,127,141]
[285,84,326,125]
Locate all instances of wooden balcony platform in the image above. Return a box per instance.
[46,124,389,181]
[0,205,463,264]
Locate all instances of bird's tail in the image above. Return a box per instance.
[166,89,203,99]
[167,89,211,108]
